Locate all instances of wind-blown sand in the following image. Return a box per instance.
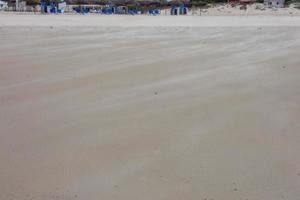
[1,14,300,200]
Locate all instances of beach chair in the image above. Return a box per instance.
[149,9,155,15]
[50,2,56,14]
[83,7,90,14]
[73,7,80,14]
[128,9,138,15]
[171,5,177,15]
[40,1,47,13]
[154,9,160,15]
[179,3,188,15]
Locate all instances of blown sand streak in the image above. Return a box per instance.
[1,14,300,200]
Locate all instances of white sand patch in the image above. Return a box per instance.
[1,15,300,200]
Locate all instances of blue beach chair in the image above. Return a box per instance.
[50,2,56,14]
[171,5,177,15]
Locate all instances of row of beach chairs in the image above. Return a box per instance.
[40,3,185,16]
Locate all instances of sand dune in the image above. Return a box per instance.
[1,15,300,200]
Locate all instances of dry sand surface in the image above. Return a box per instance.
[1,14,300,200]
[185,3,300,16]
[2,13,300,27]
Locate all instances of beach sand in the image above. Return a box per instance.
[1,14,300,200]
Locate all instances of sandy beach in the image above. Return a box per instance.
[1,14,300,200]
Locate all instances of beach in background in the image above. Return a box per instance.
[1,14,300,200]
